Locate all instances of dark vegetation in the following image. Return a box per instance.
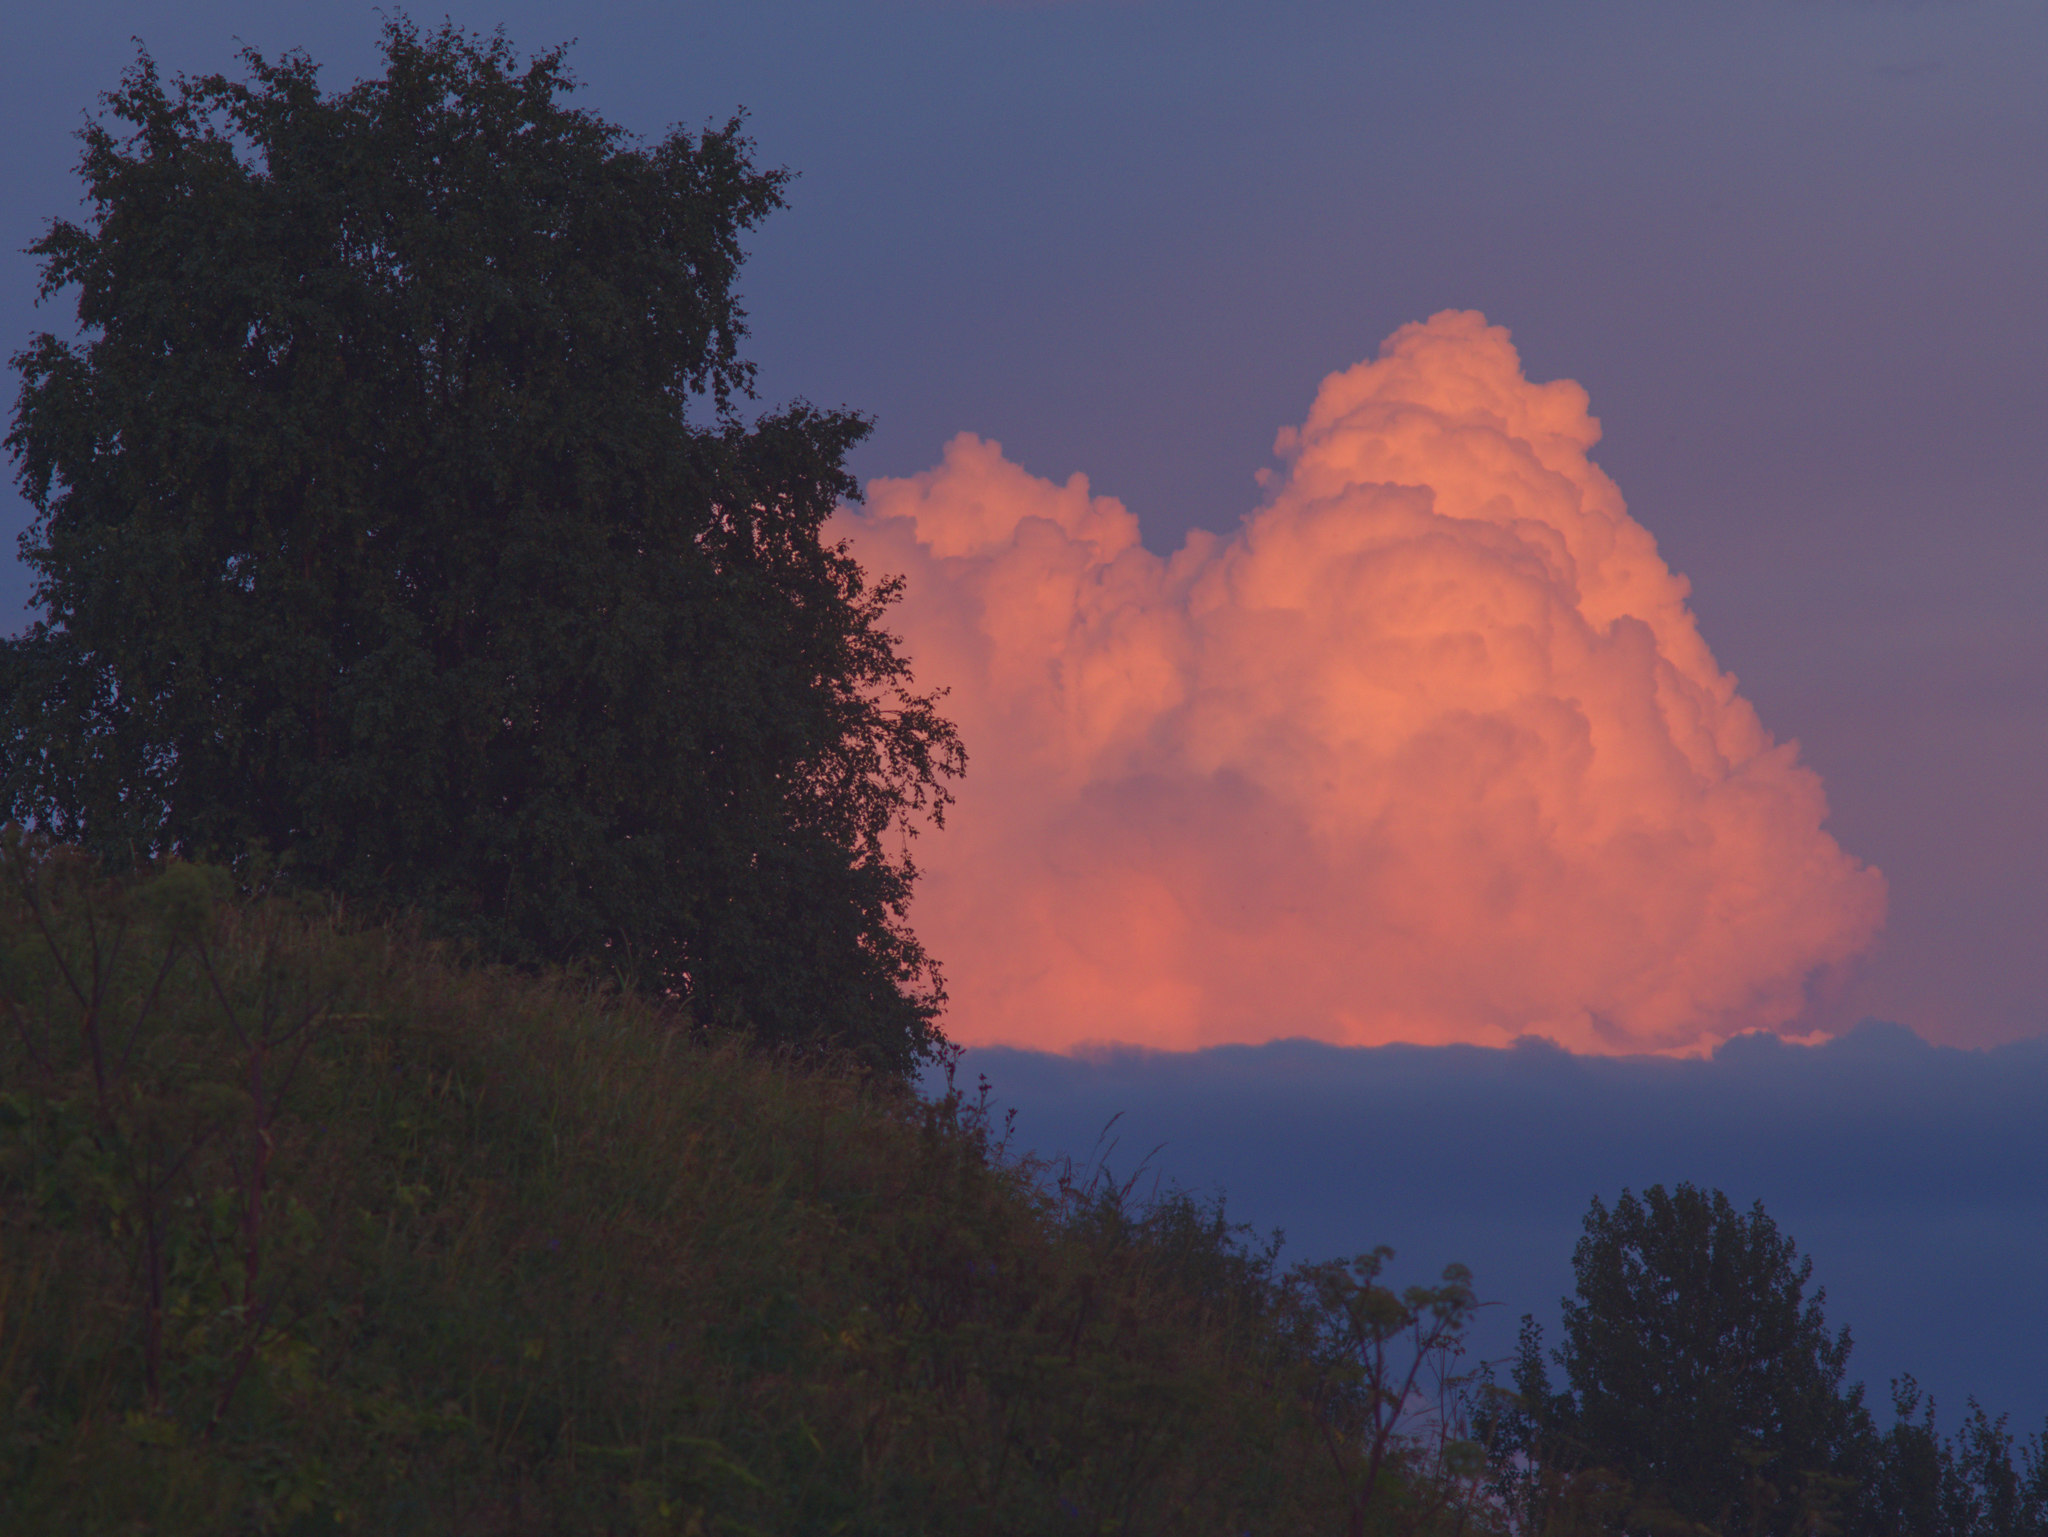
[0,19,960,1072]
[2,842,2042,1534]
[1476,1185,2048,1537]
[0,839,1491,1532]
[3,19,2044,1536]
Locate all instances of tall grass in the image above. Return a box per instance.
[0,838,1492,1534]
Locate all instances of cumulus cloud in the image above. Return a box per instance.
[836,311,1885,1053]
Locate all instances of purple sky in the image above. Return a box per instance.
[7,0,2043,1049]
[6,0,2046,1423]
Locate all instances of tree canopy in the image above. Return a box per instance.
[1489,1183,1871,1535]
[2,20,963,1069]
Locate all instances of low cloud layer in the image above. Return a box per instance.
[947,1025,2048,1430]
[839,312,1885,1052]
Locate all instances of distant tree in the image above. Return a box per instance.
[1862,1376,1951,1537]
[2,21,963,1069]
[1482,1184,1871,1536]
[1863,1376,2048,1537]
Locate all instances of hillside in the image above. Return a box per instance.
[0,841,1483,1534]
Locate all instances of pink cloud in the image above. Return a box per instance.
[836,311,1885,1053]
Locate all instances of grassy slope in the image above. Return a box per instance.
[0,848,1480,1534]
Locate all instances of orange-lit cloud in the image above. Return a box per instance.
[836,311,1885,1054]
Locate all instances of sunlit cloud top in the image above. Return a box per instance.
[837,311,1886,1054]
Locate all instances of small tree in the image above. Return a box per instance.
[1286,1246,1487,1537]
[3,21,962,1069]
[1484,1184,1869,1536]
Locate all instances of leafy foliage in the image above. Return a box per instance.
[1482,1184,1869,1536]
[1860,1377,2048,1537]
[2,21,962,1069]
[0,841,1493,1535]
[1474,1186,2048,1537]
[1283,1247,1489,1537]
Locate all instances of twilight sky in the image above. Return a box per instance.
[6,0,2046,1420]
[7,0,2044,1051]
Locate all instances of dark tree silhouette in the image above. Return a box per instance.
[1486,1183,1870,1536]
[2,20,962,1069]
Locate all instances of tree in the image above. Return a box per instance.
[1485,1184,1870,1536]
[2,22,963,1070]
[1862,1377,2048,1537]
[1283,1247,1487,1537]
